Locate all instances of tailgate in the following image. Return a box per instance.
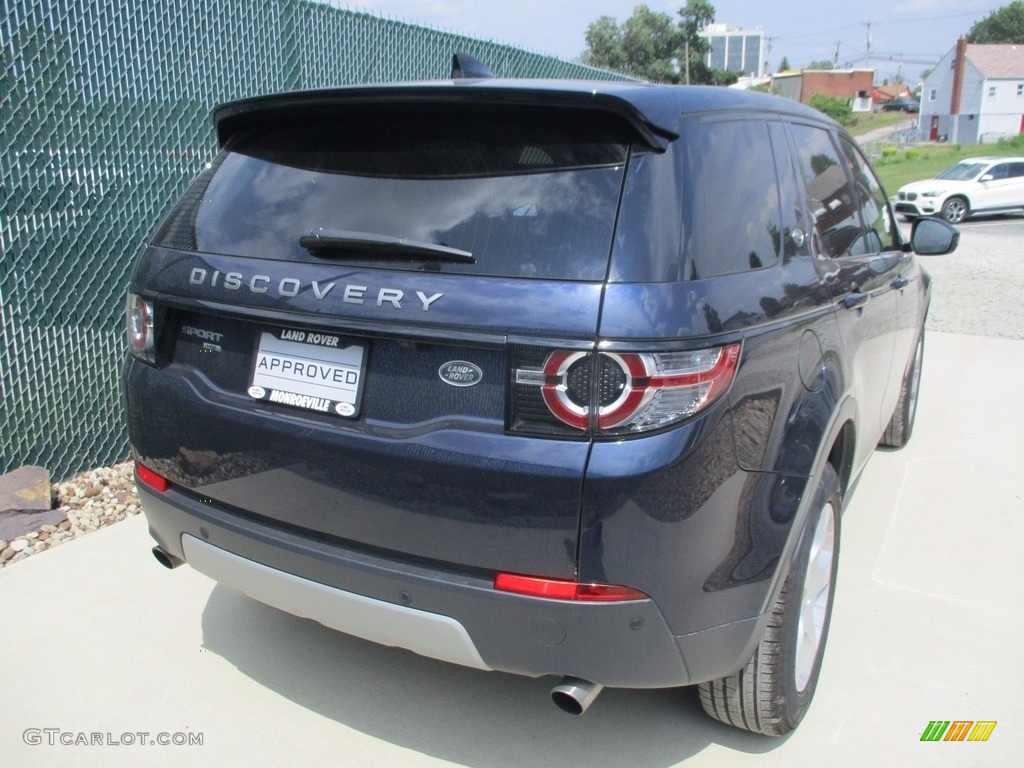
[127,252,602,578]
[127,96,634,577]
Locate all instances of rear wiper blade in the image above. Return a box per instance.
[299,228,475,263]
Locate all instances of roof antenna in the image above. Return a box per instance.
[451,53,494,79]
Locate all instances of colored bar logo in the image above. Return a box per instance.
[921,721,997,742]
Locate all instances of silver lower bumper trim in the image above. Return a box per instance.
[182,534,492,671]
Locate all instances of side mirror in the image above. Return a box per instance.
[980,174,994,182]
[906,217,959,255]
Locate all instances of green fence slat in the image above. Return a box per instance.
[0,0,627,479]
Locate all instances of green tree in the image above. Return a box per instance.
[806,60,834,70]
[581,2,736,85]
[581,6,683,82]
[808,94,853,127]
[778,56,791,71]
[968,1,1024,43]
[677,0,715,83]
[582,16,628,73]
[621,5,685,82]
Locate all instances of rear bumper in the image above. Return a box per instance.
[182,534,491,670]
[140,480,765,689]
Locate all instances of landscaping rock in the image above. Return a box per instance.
[0,465,51,512]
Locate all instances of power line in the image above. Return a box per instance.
[769,9,982,43]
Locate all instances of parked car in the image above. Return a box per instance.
[123,54,957,737]
[895,156,1024,223]
[880,97,920,112]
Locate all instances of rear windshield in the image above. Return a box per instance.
[155,105,630,280]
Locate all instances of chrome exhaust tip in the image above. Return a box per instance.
[551,677,603,715]
[152,546,184,569]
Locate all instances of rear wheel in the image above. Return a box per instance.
[880,330,924,448]
[940,196,968,224]
[698,464,841,736]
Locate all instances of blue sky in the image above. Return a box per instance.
[330,0,1008,83]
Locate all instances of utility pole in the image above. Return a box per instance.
[764,35,776,76]
[862,20,873,68]
[834,41,841,67]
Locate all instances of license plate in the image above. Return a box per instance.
[248,328,366,418]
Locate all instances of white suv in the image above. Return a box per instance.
[894,156,1024,224]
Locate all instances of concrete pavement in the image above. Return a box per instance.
[1,331,1021,767]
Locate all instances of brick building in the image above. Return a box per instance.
[773,69,874,112]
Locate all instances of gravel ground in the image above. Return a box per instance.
[1,215,1020,569]
[0,462,140,568]
[914,215,1024,340]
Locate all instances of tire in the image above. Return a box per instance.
[940,196,968,224]
[880,330,924,448]
[698,464,841,737]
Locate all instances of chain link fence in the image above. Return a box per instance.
[1,0,624,480]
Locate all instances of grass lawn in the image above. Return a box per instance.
[847,111,913,136]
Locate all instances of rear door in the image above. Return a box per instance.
[838,135,921,417]
[787,122,901,462]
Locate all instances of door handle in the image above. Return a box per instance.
[891,276,908,290]
[843,292,868,310]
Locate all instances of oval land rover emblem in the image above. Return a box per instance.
[439,361,483,387]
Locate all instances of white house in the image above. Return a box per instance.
[920,39,1024,144]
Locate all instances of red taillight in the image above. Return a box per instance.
[494,573,647,602]
[516,343,740,435]
[126,292,156,364]
[136,462,169,493]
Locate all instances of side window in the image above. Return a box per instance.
[767,122,811,260]
[788,124,864,259]
[839,137,897,253]
[986,164,1009,180]
[1010,162,1024,178]
[685,119,782,277]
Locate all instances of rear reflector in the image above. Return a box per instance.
[136,462,170,493]
[494,573,647,602]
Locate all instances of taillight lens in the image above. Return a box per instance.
[126,292,156,364]
[513,343,740,435]
[494,572,647,602]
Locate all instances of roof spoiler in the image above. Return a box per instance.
[450,52,493,79]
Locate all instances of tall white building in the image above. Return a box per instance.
[700,24,766,77]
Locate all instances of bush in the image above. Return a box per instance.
[998,134,1024,149]
[882,145,898,158]
[808,94,853,127]
[904,148,919,161]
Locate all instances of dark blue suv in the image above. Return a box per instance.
[123,58,958,736]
